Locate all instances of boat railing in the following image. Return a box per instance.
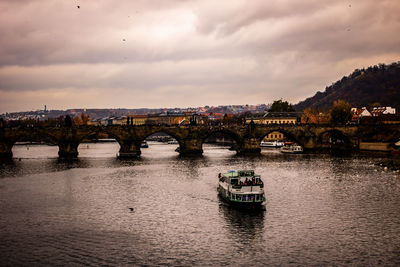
[231,184,263,191]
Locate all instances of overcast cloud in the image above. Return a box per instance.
[0,0,399,113]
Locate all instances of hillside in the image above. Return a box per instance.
[294,62,400,111]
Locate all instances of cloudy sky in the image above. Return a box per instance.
[0,0,399,113]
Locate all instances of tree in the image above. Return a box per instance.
[64,115,72,127]
[80,112,90,125]
[301,108,319,124]
[73,115,83,125]
[269,100,295,112]
[330,100,352,125]
[301,108,331,124]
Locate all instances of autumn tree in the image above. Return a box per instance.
[302,108,331,124]
[301,108,319,124]
[80,112,90,125]
[73,115,83,125]
[269,100,296,112]
[330,100,352,125]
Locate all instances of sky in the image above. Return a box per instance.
[0,0,399,113]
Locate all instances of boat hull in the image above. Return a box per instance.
[218,194,264,210]
[280,150,302,154]
[280,144,303,154]
[260,141,284,148]
[218,189,264,210]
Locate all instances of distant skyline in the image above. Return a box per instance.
[0,0,399,113]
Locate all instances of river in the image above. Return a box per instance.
[1,142,400,266]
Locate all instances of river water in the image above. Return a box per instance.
[1,142,400,266]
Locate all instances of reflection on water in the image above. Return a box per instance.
[1,143,400,265]
[219,203,265,245]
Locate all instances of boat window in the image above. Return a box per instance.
[238,170,254,177]
[231,179,238,185]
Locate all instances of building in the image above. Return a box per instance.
[371,107,396,117]
[351,107,372,122]
[130,115,148,125]
[246,112,301,125]
[263,131,285,141]
[97,116,127,126]
[87,119,100,126]
[208,113,225,121]
[145,113,194,125]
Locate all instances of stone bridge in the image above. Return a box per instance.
[0,124,399,159]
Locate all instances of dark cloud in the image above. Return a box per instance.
[0,0,399,112]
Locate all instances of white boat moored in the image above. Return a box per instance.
[260,140,284,148]
[280,142,303,154]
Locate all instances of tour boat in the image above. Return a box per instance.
[217,170,265,209]
[280,142,303,154]
[260,140,284,148]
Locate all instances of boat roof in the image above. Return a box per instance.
[223,170,258,178]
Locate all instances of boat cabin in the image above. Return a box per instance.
[220,170,263,188]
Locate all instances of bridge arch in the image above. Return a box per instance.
[14,130,58,145]
[138,129,183,156]
[202,129,241,142]
[317,129,353,150]
[201,129,241,153]
[9,128,60,158]
[77,128,124,144]
[258,128,303,147]
[138,128,183,146]
[76,128,125,158]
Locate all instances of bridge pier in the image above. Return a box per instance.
[118,141,141,158]
[237,138,261,155]
[178,138,203,156]
[58,142,79,159]
[302,136,317,150]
